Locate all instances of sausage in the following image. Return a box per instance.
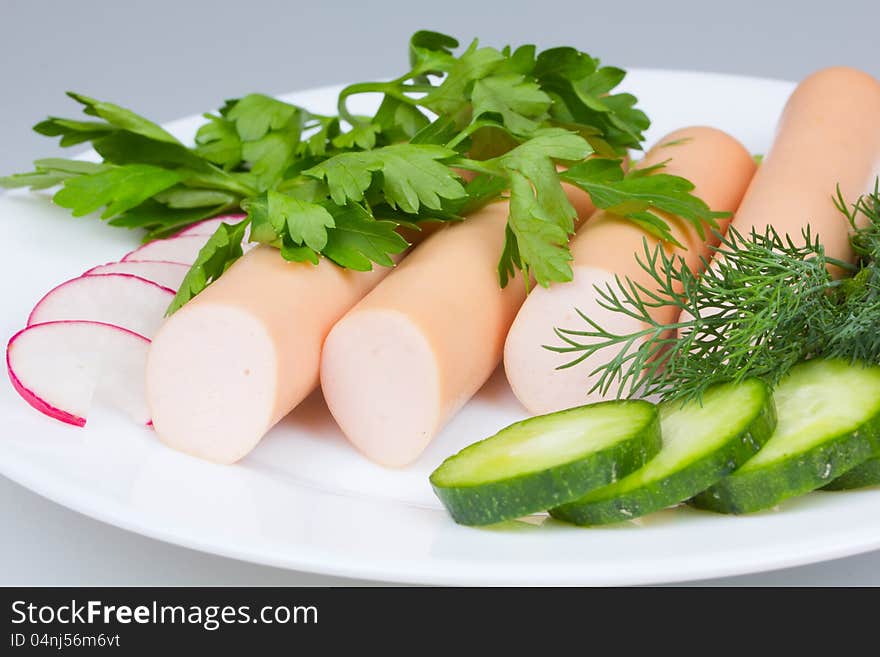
[503,126,757,414]
[720,66,880,263]
[146,246,394,464]
[320,190,596,467]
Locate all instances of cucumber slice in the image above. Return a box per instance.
[823,458,880,490]
[691,359,880,514]
[550,379,776,526]
[430,400,661,526]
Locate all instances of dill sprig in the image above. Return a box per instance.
[547,182,880,403]
[825,182,880,362]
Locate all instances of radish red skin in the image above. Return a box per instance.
[121,235,208,265]
[6,320,152,427]
[83,260,186,274]
[26,273,174,335]
[82,261,190,291]
[172,213,246,238]
[6,328,86,426]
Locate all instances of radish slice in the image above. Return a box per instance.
[121,235,209,265]
[84,261,190,291]
[122,233,255,265]
[28,274,174,339]
[7,321,151,426]
[174,214,246,237]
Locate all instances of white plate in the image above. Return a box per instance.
[3,69,880,586]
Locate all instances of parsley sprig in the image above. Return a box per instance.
[2,30,722,314]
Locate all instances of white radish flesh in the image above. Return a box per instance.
[122,236,210,265]
[84,261,190,291]
[28,274,174,339]
[122,234,255,265]
[174,214,247,238]
[6,321,151,426]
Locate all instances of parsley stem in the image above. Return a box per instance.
[399,83,434,93]
[446,124,479,150]
[337,76,420,126]
[445,156,499,177]
[183,170,257,198]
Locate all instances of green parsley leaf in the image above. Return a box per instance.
[533,47,597,81]
[409,30,459,76]
[194,114,243,170]
[490,129,592,286]
[241,131,299,191]
[504,170,575,286]
[53,164,183,218]
[578,65,626,96]
[33,117,114,147]
[153,187,237,209]
[92,130,212,171]
[410,115,460,146]
[6,32,686,311]
[375,144,466,212]
[495,44,538,76]
[421,41,504,115]
[372,96,429,143]
[305,117,341,157]
[245,190,335,258]
[593,91,650,150]
[322,203,409,270]
[497,223,524,288]
[560,159,725,242]
[36,158,107,175]
[66,92,181,144]
[533,49,648,153]
[207,95,308,191]
[470,73,551,136]
[457,173,509,215]
[109,200,230,240]
[0,158,107,190]
[279,237,319,264]
[497,127,592,163]
[225,94,302,142]
[305,143,466,213]
[332,122,381,150]
[166,219,250,315]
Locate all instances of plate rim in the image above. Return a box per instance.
[5,456,880,586]
[6,68,880,586]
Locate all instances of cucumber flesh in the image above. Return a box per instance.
[430,400,661,526]
[823,458,880,490]
[691,359,880,514]
[550,379,776,526]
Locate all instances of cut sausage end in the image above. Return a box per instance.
[146,303,278,464]
[504,266,647,415]
[321,309,442,468]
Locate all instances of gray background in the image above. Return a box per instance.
[2,0,879,585]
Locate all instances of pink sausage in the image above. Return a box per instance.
[146,246,394,464]
[320,189,595,467]
[504,126,757,414]
[720,67,880,264]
